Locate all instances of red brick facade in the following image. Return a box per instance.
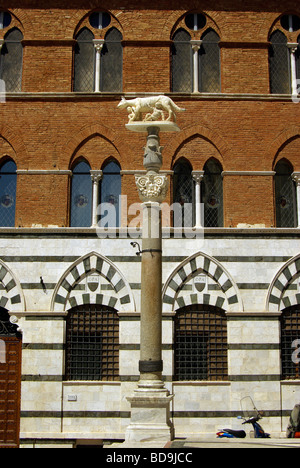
[0,1,299,228]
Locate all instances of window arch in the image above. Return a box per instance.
[99,160,121,228]
[173,159,193,227]
[172,29,192,93]
[0,159,17,227]
[171,26,220,93]
[0,28,23,92]
[274,159,297,227]
[65,304,119,381]
[174,304,228,381]
[280,305,300,380]
[200,29,221,93]
[70,160,92,227]
[101,28,123,92]
[74,26,123,93]
[202,159,223,227]
[269,30,290,94]
[74,27,95,92]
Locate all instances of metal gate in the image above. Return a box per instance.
[0,311,22,448]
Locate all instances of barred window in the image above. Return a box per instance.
[281,305,300,380]
[269,30,290,94]
[70,160,92,227]
[65,304,119,381]
[0,159,17,227]
[275,160,297,228]
[99,160,121,227]
[173,159,193,227]
[0,28,23,92]
[174,304,228,381]
[202,159,223,227]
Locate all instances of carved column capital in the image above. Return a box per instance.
[93,39,105,52]
[292,172,300,186]
[90,170,103,183]
[192,171,205,184]
[191,40,202,52]
[135,173,169,203]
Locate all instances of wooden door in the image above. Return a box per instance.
[0,336,22,448]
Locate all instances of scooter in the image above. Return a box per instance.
[217,397,271,439]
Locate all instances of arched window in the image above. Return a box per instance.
[200,29,221,93]
[0,28,23,92]
[0,159,17,227]
[275,160,297,227]
[202,159,223,227]
[172,29,192,93]
[70,160,92,227]
[65,304,119,381]
[171,26,221,93]
[74,28,95,92]
[173,160,193,227]
[101,28,123,92]
[174,304,228,381]
[74,25,123,92]
[269,30,290,94]
[280,305,300,380]
[99,160,121,228]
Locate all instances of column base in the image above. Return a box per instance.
[125,380,174,444]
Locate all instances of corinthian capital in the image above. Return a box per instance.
[292,172,300,186]
[135,173,169,203]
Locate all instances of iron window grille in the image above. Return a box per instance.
[281,305,300,380]
[0,159,17,228]
[174,304,228,381]
[0,28,23,92]
[65,304,119,381]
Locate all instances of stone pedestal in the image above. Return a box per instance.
[125,381,174,443]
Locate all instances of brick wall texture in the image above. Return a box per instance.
[0,0,299,227]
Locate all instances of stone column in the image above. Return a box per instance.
[191,40,202,94]
[90,170,103,227]
[93,39,105,93]
[192,171,204,227]
[124,123,179,444]
[288,43,299,96]
[292,172,300,228]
